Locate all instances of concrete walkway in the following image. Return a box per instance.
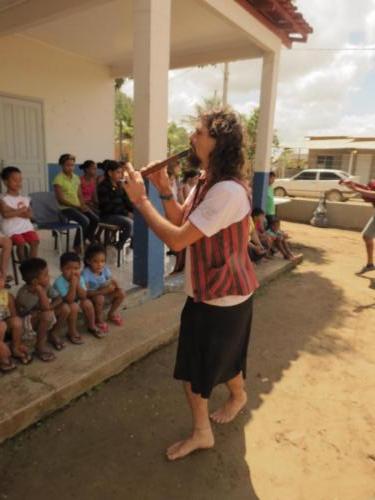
[0,257,301,443]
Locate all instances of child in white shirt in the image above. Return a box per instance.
[0,166,39,261]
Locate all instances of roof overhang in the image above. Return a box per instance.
[0,0,312,77]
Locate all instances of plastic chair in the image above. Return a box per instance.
[29,192,83,254]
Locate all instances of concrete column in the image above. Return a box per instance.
[348,150,357,175]
[253,49,280,210]
[132,0,171,297]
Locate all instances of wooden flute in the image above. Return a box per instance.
[141,149,191,178]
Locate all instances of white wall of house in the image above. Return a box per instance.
[0,35,114,164]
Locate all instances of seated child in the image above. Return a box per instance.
[0,273,31,372]
[82,244,125,333]
[53,252,103,342]
[251,208,274,256]
[16,258,73,361]
[0,166,39,261]
[248,215,267,264]
[0,233,12,288]
[266,217,299,261]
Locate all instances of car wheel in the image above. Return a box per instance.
[326,190,344,202]
[274,187,287,197]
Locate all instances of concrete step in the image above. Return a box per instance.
[0,256,302,444]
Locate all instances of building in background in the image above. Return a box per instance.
[278,136,375,184]
[306,136,375,183]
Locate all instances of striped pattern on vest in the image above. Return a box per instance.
[182,176,259,302]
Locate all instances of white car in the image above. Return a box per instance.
[273,169,360,202]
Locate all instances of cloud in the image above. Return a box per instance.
[123,0,375,143]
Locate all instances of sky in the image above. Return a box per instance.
[123,0,375,145]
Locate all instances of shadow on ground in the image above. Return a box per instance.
[293,242,330,265]
[0,269,348,500]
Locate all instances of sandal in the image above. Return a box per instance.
[0,358,17,373]
[48,332,65,351]
[107,314,123,327]
[36,349,56,362]
[67,333,84,345]
[12,347,32,365]
[88,326,106,339]
[97,322,109,333]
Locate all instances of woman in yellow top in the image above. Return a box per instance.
[53,154,99,252]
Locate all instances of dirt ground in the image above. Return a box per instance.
[0,222,374,500]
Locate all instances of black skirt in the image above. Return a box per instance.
[174,295,254,398]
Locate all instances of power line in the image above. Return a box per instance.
[289,47,375,51]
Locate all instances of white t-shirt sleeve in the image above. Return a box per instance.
[188,181,250,237]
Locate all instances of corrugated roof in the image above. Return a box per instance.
[307,138,375,150]
[282,137,375,151]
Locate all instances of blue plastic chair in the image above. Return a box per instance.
[29,192,83,254]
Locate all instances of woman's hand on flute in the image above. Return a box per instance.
[141,162,171,195]
[123,164,148,207]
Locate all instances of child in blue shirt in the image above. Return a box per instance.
[82,244,125,333]
[53,252,103,342]
[266,217,298,261]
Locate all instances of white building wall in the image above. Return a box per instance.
[0,35,114,164]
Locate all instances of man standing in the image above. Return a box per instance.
[124,109,258,460]
[343,179,375,274]
[266,171,276,227]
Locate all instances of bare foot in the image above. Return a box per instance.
[166,428,214,461]
[289,253,303,263]
[210,391,247,424]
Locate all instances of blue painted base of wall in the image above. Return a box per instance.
[252,171,269,212]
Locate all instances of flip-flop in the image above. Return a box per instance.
[97,322,109,333]
[48,333,65,351]
[36,349,56,362]
[67,334,84,345]
[107,314,123,327]
[88,326,106,339]
[12,349,33,365]
[0,358,17,373]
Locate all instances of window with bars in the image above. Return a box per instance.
[316,155,335,168]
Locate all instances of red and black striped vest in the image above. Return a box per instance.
[179,176,259,302]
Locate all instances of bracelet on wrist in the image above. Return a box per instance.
[159,193,174,201]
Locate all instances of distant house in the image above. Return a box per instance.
[306,136,375,184]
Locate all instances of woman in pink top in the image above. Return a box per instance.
[79,160,98,212]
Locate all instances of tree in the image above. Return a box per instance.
[243,107,279,166]
[167,122,189,155]
[193,93,223,116]
[114,80,134,160]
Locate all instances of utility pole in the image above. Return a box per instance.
[223,62,229,106]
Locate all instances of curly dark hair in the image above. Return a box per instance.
[200,109,248,185]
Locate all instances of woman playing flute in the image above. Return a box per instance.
[124,109,258,460]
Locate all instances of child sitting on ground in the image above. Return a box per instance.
[0,166,39,261]
[16,258,73,361]
[248,215,268,264]
[0,273,31,372]
[266,216,299,261]
[82,244,125,333]
[251,208,274,256]
[53,252,103,342]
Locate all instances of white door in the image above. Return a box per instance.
[355,154,372,184]
[0,95,46,194]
